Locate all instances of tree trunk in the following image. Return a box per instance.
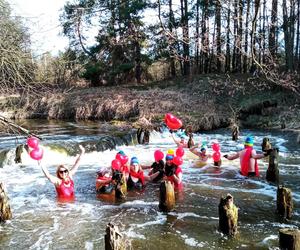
[279,228,300,250]
[168,0,176,77]
[218,194,238,236]
[277,185,293,219]
[232,0,238,72]
[180,0,190,76]
[195,0,200,72]
[296,0,300,68]
[283,0,293,71]
[269,0,278,57]
[250,0,261,71]
[225,0,231,72]
[216,0,222,71]
[0,182,12,222]
[243,0,250,72]
[237,0,243,72]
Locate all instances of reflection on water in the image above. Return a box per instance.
[0,120,299,249]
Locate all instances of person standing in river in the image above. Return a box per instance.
[224,136,269,177]
[40,145,85,200]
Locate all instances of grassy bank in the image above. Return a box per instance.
[1,74,299,132]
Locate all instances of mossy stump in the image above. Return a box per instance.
[218,194,238,236]
[137,128,150,145]
[266,148,279,183]
[279,228,300,250]
[277,186,293,219]
[0,182,12,222]
[231,125,239,141]
[262,137,272,152]
[105,223,131,250]
[159,181,175,212]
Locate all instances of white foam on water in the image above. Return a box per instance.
[168,212,202,220]
[85,241,94,250]
[262,234,278,244]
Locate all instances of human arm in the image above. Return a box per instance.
[224,152,240,160]
[96,178,112,185]
[140,164,152,170]
[40,164,60,186]
[144,171,160,182]
[171,172,182,184]
[251,149,267,159]
[69,145,85,177]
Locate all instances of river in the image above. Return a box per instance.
[0,120,299,249]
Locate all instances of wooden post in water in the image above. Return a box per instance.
[218,194,238,236]
[105,223,131,250]
[159,181,175,212]
[277,186,293,219]
[14,144,24,164]
[279,228,300,250]
[261,137,272,152]
[231,124,239,141]
[0,182,12,222]
[266,148,279,183]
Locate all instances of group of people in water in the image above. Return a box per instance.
[40,132,271,200]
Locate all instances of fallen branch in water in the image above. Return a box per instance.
[0,115,42,139]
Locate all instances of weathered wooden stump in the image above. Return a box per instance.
[105,223,131,250]
[266,148,279,183]
[277,186,293,219]
[159,181,175,212]
[137,128,150,144]
[231,124,239,141]
[279,228,300,250]
[14,144,24,164]
[187,134,195,148]
[218,194,238,236]
[281,117,286,129]
[0,182,12,222]
[262,137,272,152]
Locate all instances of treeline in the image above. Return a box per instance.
[60,0,300,87]
[0,0,300,94]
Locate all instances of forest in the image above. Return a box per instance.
[0,0,300,130]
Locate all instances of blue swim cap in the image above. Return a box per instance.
[166,155,174,161]
[200,147,206,152]
[244,136,254,146]
[118,150,126,155]
[130,157,139,165]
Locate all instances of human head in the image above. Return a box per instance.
[56,165,69,179]
[97,168,109,177]
[130,157,140,172]
[244,136,254,147]
[165,154,174,165]
[200,147,206,153]
[118,150,126,156]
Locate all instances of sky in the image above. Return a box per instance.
[9,0,70,56]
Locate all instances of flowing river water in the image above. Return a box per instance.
[0,120,299,250]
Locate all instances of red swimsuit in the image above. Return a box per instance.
[55,179,74,198]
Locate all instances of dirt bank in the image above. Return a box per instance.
[1,74,299,132]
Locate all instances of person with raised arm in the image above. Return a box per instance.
[40,145,85,199]
[224,136,269,177]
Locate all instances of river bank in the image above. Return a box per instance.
[1,74,299,134]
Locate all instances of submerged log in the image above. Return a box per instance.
[0,182,12,222]
[262,137,272,152]
[266,148,279,183]
[105,223,131,250]
[218,194,238,236]
[277,186,293,219]
[279,228,300,250]
[159,181,175,212]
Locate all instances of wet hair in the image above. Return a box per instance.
[56,165,69,178]
[97,168,109,177]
